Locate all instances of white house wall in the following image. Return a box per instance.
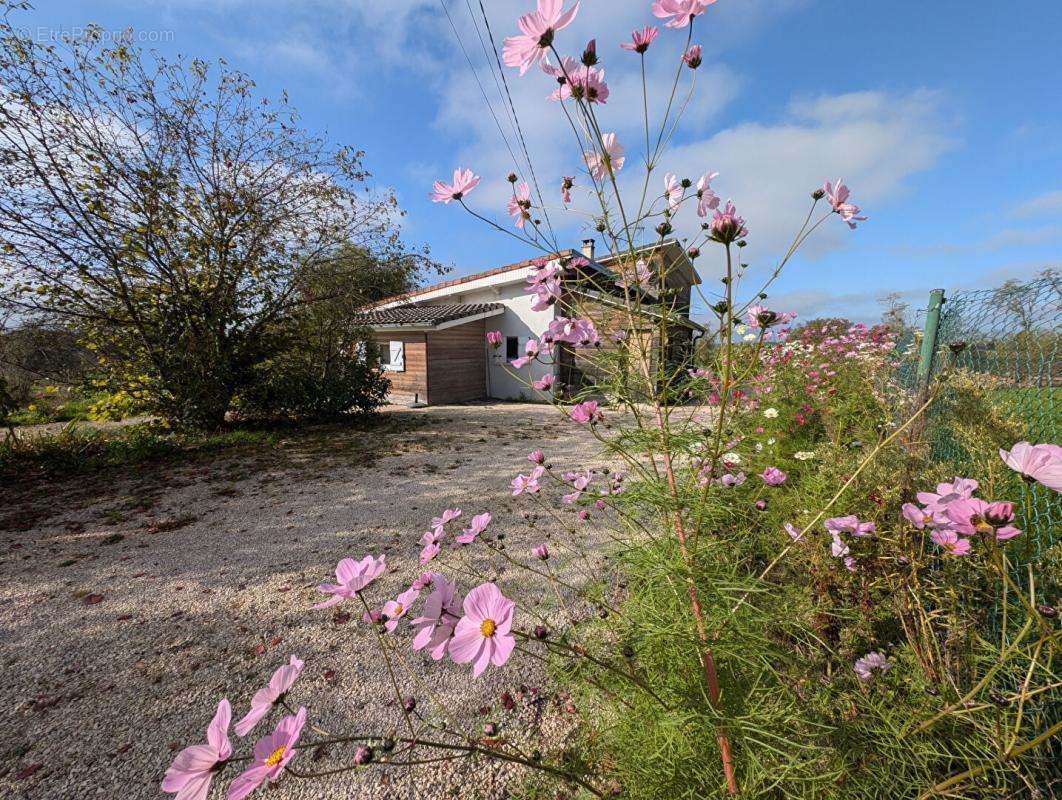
[441,272,557,401]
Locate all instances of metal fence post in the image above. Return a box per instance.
[916,289,945,393]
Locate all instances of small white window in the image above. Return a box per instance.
[381,340,405,372]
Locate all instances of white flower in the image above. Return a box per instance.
[767,437,776,445]
[721,452,741,466]
[742,333,757,342]
[762,407,779,419]
[735,324,747,334]
[793,451,815,461]
[755,443,763,452]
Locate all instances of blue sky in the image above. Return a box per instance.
[17,0,1062,323]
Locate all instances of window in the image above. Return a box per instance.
[381,340,404,372]
[506,336,519,360]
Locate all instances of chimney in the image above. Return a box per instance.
[581,238,595,260]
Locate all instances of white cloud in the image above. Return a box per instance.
[1012,189,1062,219]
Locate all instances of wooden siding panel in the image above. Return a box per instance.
[373,333,428,404]
[426,320,488,404]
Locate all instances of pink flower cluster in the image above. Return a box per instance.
[901,476,1023,557]
[825,514,876,571]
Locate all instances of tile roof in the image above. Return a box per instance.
[354,303,503,328]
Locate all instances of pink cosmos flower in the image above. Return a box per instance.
[584,133,625,181]
[621,26,658,53]
[829,532,850,558]
[314,555,387,609]
[162,699,232,800]
[931,529,971,556]
[456,512,492,545]
[419,529,444,565]
[784,522,805,542]
[744,304,796,329]
[916,477,979,513]
[511,337,543,368]
[430,168,481,204]
[380,586,421,633]
[432,508,462,529]
[411,571,436,592]
[760,466,787,486]
[683,44,702,68]
[449,582,517,677]
[822,178,868,229]
[561,176,574,203]
[695,171,719,217]
[854,651,890,681]
[530,277,562,312]
[533,373,556,391]
[652,0,714,28]
[995,525,1023,541]
[507,181,532,228]
[532,543,549,560]
[663,172,683,213]
[825,515,876,537]
[945,498,1023,541]
[511,466,545,496]
[528,449,546,464]
[502,0,581,75]
[486,330,503,348]
[547,61,610,104]
[901,502,945,529]
[719,471,746,487]
[999,442,1062,492]
[411,575,462,660]
[234,656,304,737]
[547,316,599,346]
[943,497,993,536]
[709,199,747,243]
[227,707,306,800]
[570,400,602,424]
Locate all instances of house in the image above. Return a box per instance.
[356,239,703,406]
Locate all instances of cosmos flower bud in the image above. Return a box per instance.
[507,172,518,183]
[581,39,598,66]
[533,624,549,639]
[811,188,826,200]
[984,501,1015,526]
[403,696,417,713]
[687,246,700,259]
[655,221,673,236]
[353,745,373,765]
[484,722,499,736]
[755,499,768,511]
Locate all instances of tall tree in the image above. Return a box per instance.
[0,10,436,427]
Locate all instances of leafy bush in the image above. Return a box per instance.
[235,336,389,421]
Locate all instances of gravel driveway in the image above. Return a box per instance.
[0,404,621,800]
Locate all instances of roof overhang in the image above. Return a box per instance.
[365,306,505,333]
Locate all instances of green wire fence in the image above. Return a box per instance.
[915,272,1061,559]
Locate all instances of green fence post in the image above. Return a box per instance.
[916,289,945,392]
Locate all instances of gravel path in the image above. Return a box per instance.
[0,404,622,800]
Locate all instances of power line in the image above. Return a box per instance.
[471,0,559,247]
[436,0,524,178]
